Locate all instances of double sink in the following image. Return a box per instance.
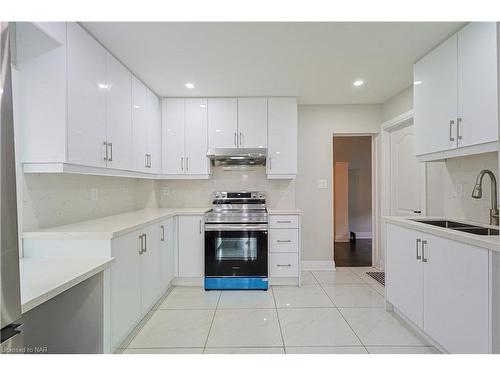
[412,219,499,236]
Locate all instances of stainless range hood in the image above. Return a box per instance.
[207,148,267,167]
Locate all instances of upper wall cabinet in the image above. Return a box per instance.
[267,97,298,178]
[414,22,498,161]
[208,98,238,148]
[162,98,209,178]
[237,98,268,149]
[15,22,161,178]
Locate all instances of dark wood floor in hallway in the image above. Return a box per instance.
[334,239,372,267]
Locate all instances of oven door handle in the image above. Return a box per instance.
[204,224,268,232]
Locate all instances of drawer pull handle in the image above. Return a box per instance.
[422,240,428,263]
[277,263,292,267]
[277,240,292,243]
[276,220,292,223]
[415,238,421,260]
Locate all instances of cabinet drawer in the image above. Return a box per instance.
[269,215,299,229]
[269,253,299,277]
[269,229,298,253]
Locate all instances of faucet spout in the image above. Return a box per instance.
[472,169,499,226]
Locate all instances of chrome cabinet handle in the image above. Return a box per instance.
[457,117,463,140]
[148,154,152,168]
[416,238,422,260]
[139,234,144,254]
[160,225,165,241]
[186,157,189,171]
[277,240,292,243]
[199,219,202,234]
[181,157,184,171]
[422,240,428,262]
[143,233,147,252]
[234,132,237,146]
[277,220,292,223]
[108,142,113,162]
[277,264,292,267]
[103,141,108,161]
[239,132,243,146]
[145,154,148,168]
[449,120,455,142]
[269,157,272,170]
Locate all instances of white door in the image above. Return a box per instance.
[66,22,106,167]
[390,123,426,216]
[385,224,424,329]
[414,34,458,156]
[159,218,175,290]
[208,98,238,149]
[111,230,142,348]
[458,22,498,148]
[267,97,297,175]
[146,89,162,173]
[422,233,489,353]
[162,98,185,175]
[178,216,204,277]
[237,98,268,149]
[105,52,132,171]
[185,98,209,175]
[132,76,149,172]
[140,225,162,313]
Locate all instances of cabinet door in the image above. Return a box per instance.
[111,230,142,348]
[458,22,498,148]
[385,224,424,329]
[208,98,238,149]
[267,97,297,176]
[159,218,175,290]
[105,52,132,171]
[237,98,267,149]
[162,99,185,174]
[178,216,204,278]
[132,76,149,172]
[66,22,106,167]
[422,234,489,353]
[140,225,162,313]
[185,98,209,175]
[414,34,458,156]
[146,89,162,173]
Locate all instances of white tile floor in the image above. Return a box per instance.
[121,267,440,354]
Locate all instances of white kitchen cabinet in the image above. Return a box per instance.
[110,230,142,349]
[161,98,209,177]
[185,99,209,174]
[267,97,298,178]
[66,22,107,168]
[457,22,499,148]
[105,52,133,171]
[177,215,204,278]
[237,98,268,149]
[139,225,162,314]
[414,22,498,161]
[385,224,424,329]
[385,222,491,353]
[422,232,489,354]
[208,98,238,148]
[159,218,175,290]
[414,34,457,157]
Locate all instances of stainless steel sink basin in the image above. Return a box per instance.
[411,219,499,236]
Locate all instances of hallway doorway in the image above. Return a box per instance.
[333,135,373,267]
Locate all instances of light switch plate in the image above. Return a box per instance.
[318,179,328,189]
[161,187,170,196]
[453,183,464,198]
[91,188,98,201]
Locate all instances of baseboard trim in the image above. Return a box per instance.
[355,232,372,239]
[301,260,335,271]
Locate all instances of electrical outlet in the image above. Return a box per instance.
[318,179,328,189]
[453,184,464,198]
[91,188,98,201]
[280,188,287,197]
[161,187,170,196]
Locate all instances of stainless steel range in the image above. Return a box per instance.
[204,191,268,290]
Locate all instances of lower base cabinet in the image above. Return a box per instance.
[177,215,204,278]
[386,223,490,353]
[159,217,175,290]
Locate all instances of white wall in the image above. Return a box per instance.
[381,86,413,122]
[22,174,159,231]
[297,104,382,263]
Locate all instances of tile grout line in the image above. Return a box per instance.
[202,290,222,354]
[270,286,287,354]
[311,270,369,353]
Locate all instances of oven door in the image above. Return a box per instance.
[205,224,268,277]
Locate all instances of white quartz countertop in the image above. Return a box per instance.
[20,257,114,313]
[22,207,210,240]
[384,216,500,251]
[267,209,303,214]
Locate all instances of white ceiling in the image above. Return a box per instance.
[83,22,465,104]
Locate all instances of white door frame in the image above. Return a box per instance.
[332,133,378,268]
[378,109,427,270]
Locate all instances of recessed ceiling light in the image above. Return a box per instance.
[185,82,195,89]
[200,104,206,108]
[414,80,422,85]
[353,80,364,87]
[98,83,108,89]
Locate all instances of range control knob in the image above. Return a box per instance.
[215,193,220,199]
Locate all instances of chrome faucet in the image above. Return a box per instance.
[472,169,499,226]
